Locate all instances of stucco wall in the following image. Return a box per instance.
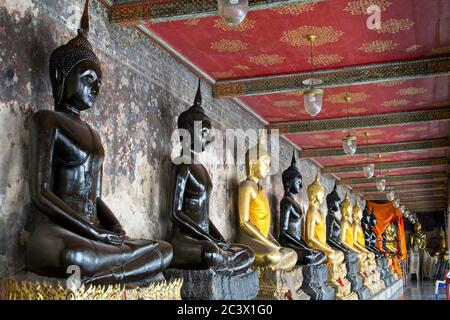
[0,0,359,277]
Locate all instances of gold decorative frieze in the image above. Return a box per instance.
[406,45,422,52]
[273,3,316,15]
[213,18,256,32]
[432,46,450,55]
[377,19,414,34]
[376,80,405,87]
[284,91,304,97]
[344,0,392,15]
[183,18,200,26]
[233,65,251,70]
[2,278,183,300]
[210,39,248,53]
[274,100,299,108]
[359,40,398,53]
[281,26,344,47]
[382,99,409,107]
[250,54,286,66]
[325,92,369,104]
[393,133,416,139]
[212,70,236,79]
[307,54,344,66]
[397,87,427,96]
[406,126,428,132]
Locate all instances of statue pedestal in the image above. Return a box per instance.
[302,264,335,300]
[163,268,259,300]
[256,266,310,300]
[0,272,182,300]
[344,252,371,300]
[378,257,394,286]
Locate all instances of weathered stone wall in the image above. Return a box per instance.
[0,0,359,277]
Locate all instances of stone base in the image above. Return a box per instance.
[163,268,259,300]
[1,272,182,300]
[302,264,335,300]
[256,266,310,300]
[369,278,403,300]
[344,253,371,300]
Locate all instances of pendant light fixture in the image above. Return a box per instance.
[387,190,395,201]
[393,198,400,208]
[218,0,249,26]
[400,205,405,214]
[342,92,357,155]
[376,155,386,191]
[303,35,324,117]
[362,132,374,178]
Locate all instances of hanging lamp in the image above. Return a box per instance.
[376,155,386,191]
[342,92,357,155]
[362,132,374,178]
[218,0,248,26]
[303,35,324,117]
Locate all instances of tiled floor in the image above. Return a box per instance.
[398,280,448,300]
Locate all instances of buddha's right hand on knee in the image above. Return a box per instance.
[92,227,125,245]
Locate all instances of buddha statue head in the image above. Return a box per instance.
[177,80,213,153]
[307,169,324,206]
[326,183,341,213]
[362,206,371,228]
[369,208,377,230]
[245,132,271,179]
[49,0,102,112]
[340,193,353,220]
[282,150,302,194]
[352,201,363,223]
[413,221,423,233]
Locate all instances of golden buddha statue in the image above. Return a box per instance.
[385,223,398,254]
[432,227,449,261]
[410,222,427,252]
[304,171,357,300]
[238,134,297,270]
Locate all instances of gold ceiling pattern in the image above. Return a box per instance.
[272,3,316,15]
[397,87,428,96]
[249,54,286,66]
[432,46,450,55]
[308,54,344,66]
[376,18,415,34]
[284,91,304,97]
[382,99,410,107]
[405,44,423,52]
[213,18,256,32]
[406,126,428,132]
[183,19,200,26]
[325,92,370,104]
[211,70,236,78]
[280,26,344,47]
[344,0,392,15]
[210,39,248,52]
[274,100,299,108]
[348,107,369,114]
[359,40,398,53]
[376,80,405,87]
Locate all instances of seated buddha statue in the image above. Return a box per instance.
[25,0,172,285]
[339,194,368,262]
[326,184,350,253]
[167,81,255,275]
[410,222,427,252]
[238,134,297,270]
[385,223,398,254]
[432,228,449,261]
[279,151,325,266]
[304,171,357,300]
[363,208,381,258]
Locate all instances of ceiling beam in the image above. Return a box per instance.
[269,108,450,134]
[322,158,448,174]
[338,172,447,186]
[110,0,321,24]
[352,183,447,194]
[300,138,449,158]
[213,56,450,98]
[364,193,447,201]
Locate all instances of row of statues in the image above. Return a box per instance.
[23,0,401,297]
[410,222,448,261]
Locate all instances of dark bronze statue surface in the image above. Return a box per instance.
[325,184,349,253]
[279,152,325,266]
[167,81,255,275]
[26,0,172,285]
[362,207,381,258]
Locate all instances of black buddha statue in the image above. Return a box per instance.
[279,151,326,266]
[25,0,172,285]
[167,80,255,275]
[362,207,381,258]
[325,184,348,253]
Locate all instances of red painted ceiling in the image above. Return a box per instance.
[146,0,450,80]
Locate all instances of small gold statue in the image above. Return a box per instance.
[304,171,357,300]
[432,227,449,261]
[410,222,427,252]
[386,223,398,254]
[238,134,297,270]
